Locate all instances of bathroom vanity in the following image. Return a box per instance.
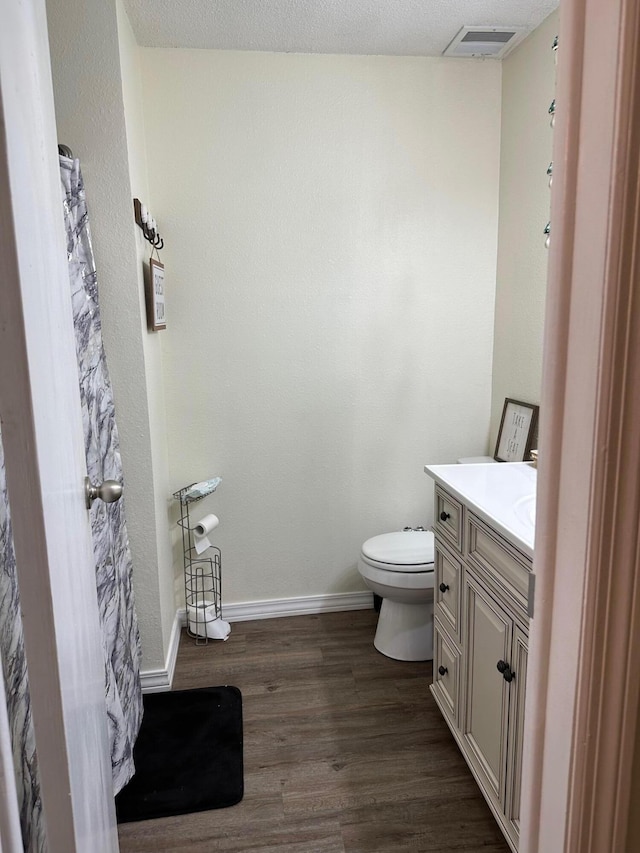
[424,462,536,853]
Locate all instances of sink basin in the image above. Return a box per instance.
[513,494,536,529]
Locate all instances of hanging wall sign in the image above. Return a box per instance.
[146,258,166,331]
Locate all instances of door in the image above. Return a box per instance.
[0,2,118,851]
[462,570,512,810]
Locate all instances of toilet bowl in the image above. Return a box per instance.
[358,530,435,662]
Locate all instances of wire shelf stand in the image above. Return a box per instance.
[173,482,222,645]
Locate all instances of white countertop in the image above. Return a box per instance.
[424,462,536,558]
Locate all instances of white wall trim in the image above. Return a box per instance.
[221,590,374,623]
[140,608,182,694]
[521,0,640,850]
[179,591,372,629]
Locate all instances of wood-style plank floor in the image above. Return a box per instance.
[118,610,510,852]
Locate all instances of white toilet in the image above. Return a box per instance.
[359,458,496,661]
[358,530,435,662]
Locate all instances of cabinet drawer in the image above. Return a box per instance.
[467,513,531,614]
[433,621,460,727]
[435,542,462,642]
[434,486,464,552]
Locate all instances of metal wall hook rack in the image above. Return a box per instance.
[134,197,164,250]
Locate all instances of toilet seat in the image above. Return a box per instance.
[361,530,434,573]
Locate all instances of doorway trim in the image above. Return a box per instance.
[520,0,640,850]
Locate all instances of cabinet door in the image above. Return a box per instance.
[462,571,512,809]
[506,624,528,843]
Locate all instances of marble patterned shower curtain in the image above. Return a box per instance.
[60,154,143,794]
[0,430,46,852]
[0,156,143,851]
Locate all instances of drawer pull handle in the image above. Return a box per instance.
[497,660,516,683]
[438,665,448,676]
[439,511,451,522]
[439,582,449,593]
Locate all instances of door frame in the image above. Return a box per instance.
[2,0,640,849]
[0,1,118,850]
[521,0,640,850]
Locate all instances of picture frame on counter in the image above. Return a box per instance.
[494,398,539,463]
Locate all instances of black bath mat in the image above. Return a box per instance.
[115,685,243,823]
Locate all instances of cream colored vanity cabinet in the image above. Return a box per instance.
[431,484,531,853]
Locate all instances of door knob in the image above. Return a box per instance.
[439,511,450,521]
[438,665,448,676]
[439,582,449,593]
[85,477,123,509]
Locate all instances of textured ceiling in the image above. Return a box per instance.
[122,0,559,55]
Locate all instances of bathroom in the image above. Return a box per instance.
[45,0,554,676]
[2,0,640,850]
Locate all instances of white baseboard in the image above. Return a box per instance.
[140,591,373,692]
[176,590,373,625]
[219,591,374,622]
[139,607,182,694]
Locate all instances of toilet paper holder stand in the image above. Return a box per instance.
[173,481,223,645]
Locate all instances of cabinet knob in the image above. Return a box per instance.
[439,511,450,522]
[439,582,449,593]
[497,660,515,682]
[438,665,448,676]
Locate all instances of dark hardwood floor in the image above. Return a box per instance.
[118,610,510,852]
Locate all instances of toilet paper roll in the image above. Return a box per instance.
[187,600,230,641]
[192,513,219,555]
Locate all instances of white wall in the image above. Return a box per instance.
[140,50,502,605]
[490,11,559,447]
[46,0,174,670]
[115,1,176,663]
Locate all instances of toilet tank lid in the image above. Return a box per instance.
[361,531,434,566]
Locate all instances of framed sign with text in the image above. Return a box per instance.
[146,257,166,331]
[494,398,539,462]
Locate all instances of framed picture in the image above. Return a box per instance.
[145,258,166,331]
[494,398,539,463]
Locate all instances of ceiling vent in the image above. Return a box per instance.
[443,26,526,59]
